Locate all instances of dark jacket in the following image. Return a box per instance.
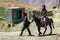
[41,10,47,17]
[24,17,30,26]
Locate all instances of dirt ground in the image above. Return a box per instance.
[0,18,59,40]
[0,13,60,40]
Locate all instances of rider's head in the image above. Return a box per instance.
[42,5,46,10]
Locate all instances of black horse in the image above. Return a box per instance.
[32,15,54,36]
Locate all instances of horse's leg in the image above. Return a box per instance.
[27,27,32,36]
[43,26,47,35]
[37,25,42,36]
[20,26,26,36]
[49,24,52,35]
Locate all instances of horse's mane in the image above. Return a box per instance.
[34,16,40,21]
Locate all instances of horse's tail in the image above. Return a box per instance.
[50,18,54,29]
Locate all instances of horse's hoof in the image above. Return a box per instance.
[28,34,33,36]
[40,32,42,34]
[43,34,45,36]
[43,33,45,36]
[49,33,52,35]
[38,34,42,36]
[38,34,41,36]
[19,34,22,36]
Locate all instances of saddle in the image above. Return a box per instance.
[40,17,49,25]
[40,18,44,24]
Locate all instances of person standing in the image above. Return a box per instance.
[20,13,32,36]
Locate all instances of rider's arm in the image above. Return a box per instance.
[45,10,47,16]
[40,11,42,16]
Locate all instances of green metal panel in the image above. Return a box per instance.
[15,9,19,20]
[5,7,25,24]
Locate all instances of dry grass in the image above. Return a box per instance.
[0,0,36,10]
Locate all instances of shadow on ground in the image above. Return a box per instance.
[19,34,57,37]
[38,34,57,37]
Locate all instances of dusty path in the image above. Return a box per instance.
[0,32,58,40]
[0,34,57,40]
[0,18,60,40]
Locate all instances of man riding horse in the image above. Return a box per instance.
[32,5,54,36]
[40,5,47,27]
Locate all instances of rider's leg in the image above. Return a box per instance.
[27,27,32,36]
[20,26,26,36]
[43,26,47,35]
[43,17,47,35]
[44,17,46,27]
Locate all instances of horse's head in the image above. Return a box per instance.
[31,12,40,22]
[32,14,36,20]
[32,14,40,22]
